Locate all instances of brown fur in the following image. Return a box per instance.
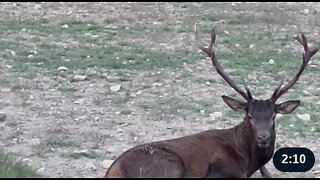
[104,162,124,178]
[104,118,274,178]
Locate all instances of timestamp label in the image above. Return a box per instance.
[273,147,315,172]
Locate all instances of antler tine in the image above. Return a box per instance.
[209,26,217,55]
[295,33,320,62]
[243,78,253,100]
[271,33,319,102]
[270,75,285,100]
[194,23,211,56]
[195,24,251,101]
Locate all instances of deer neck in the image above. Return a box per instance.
[233,119,253,152]
[233,119,276,176]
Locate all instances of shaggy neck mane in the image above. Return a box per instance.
[233,118,254,149]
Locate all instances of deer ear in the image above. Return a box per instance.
[276,100,300,114]
[221,95,246,112]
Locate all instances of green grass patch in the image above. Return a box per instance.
[2,19,198,77]
[0,150,44,178]
[5,42,200,76]
[0,19,57,36]
[223,108,241,119]
[45,137,80,149]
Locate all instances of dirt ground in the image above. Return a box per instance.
[0,2,319,178]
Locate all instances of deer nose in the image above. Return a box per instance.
[257,132,271,142]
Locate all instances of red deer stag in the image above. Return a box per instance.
[104,25,319,178]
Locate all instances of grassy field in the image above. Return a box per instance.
[0,2,319,178]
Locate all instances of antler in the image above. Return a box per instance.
[271,33,319,102]
[195,24,253,101]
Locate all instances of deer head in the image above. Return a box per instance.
[195,25,319,148]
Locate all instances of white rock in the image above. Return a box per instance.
[102,160,114,168]
[303,90,310,95]
[74,98,85,104]
[110,84,121,92]
[84,162,96,171]
[269,59,274,64]
[73,149,89,155]
[34,4,41,9]
[62,24,69,29]
[29,138,41,146]
[133,137,138,142]
[303,9,310,14]
[30,50,38,54]
[57,66,68,71]
[296,113,310,121]
[37,167,46,173]
[72,75,87,81]
[22,158,33,163]
[152,22,161,25]
[200,110,206,114]
[136,90,143,95]
[152,83,163,87]
[6,65,12,69]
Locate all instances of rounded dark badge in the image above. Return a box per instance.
[273,147,315,172]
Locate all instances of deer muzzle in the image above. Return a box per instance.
[256,131,271,148]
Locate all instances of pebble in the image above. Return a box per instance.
[57,66,68,71]
[296,113,310,121]
[72,75,87,82]
[110,85,121,92]
[84,162,96,171]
